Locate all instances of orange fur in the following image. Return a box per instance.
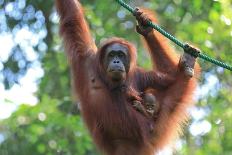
[56,1,200,155]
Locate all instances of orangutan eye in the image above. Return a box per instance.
[118,52,125,58]
[109,52,114,57]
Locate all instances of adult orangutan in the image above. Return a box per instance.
[56,0,200,155]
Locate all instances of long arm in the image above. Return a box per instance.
[135,8,179,75]
[56,0,97,62]
[143,31,179,74]
[135,68,176,91]
[134,9,200,148]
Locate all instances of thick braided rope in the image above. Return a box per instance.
[116,0,232,71]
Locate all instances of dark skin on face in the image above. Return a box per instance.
[103,43,130,82]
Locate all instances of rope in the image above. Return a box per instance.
[116,0,232,72]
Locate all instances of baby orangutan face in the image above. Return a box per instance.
[143,93,159,117]
[132,92,160,118]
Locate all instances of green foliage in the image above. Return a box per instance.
[0,96,97,155]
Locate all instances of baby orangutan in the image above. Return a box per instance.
[132,90,160,118]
